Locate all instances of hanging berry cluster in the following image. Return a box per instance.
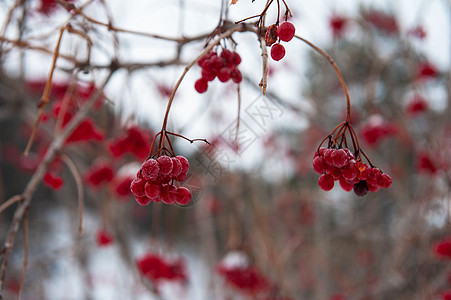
[313,122,392,196]
[265,21,296,61]
[130,154,191,206]
[195,48,242,94]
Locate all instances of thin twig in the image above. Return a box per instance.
[0,70,116,292]
[0,195,23,215]
[24,25,67,156]
[60,154,84,235]
[17,211,28,300]
[295,35,352,123]
[235,83,242,153]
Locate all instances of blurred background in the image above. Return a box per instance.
[0,0,450,299]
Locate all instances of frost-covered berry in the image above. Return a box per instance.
[170,157,182,178]
[342,163,359,181]
[378,173,392,188]
[318,174,334,191]
[339,177,354,192]
[175,172,187,182]
[161,184,177,204]
[176,156,189,173]
[136,195,153,206]
[175,187,192,205]
[331,148,349,168]
[141,159,160,181]
[313,156,327,174]
[144,182,162,199]
[157,156,173,176]
[130,178,146,197]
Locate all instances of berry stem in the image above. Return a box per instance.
[295,35,352,124]
[281,0,292,19]
[359,148,375,168]
[346,123,361,154]
[164,131,176,155]
[165,131,210,145]
[24,25,67,156]
[235,0,274,25]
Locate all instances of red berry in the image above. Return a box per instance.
[217,67,231,82]
[144,182,162,199]
[201,69,216,81]
[175,172,187,182]
[157,156,173,176]
[366,168,381,185]
[141,159,160,181]
[270,44,285,61]
[195,77,208,93]
[231,68,242,84]
[156,173,172,184]
[318,174,334,191]
[136,195,153,206]
[197,54,208,68]
[313,147,327,158]
[176,156,189,173]
[331,149,349,168]
[170,157,182,178]
[277,22,296,42]
[130,178,146,197]
[353,181,368,197]
[175,187,192,205]
[312,156,327,174]
[265,24,278,46]
[230,52,241,66]
[342,163,359,181]
[161,184,177,204]
[330,167,342,180]
[367,183,380,193]
[339,177,354,192]
[220,49,233,61]
[323,149,334,166]
[378,173,392,188]
[211,55,224,69]
[202,59,214,71]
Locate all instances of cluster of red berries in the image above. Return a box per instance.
[108,126,152,160]
[195,49,242,93]
[137,253,187,284]
[265,21,296,61]
[217,263,269,295]
[130,155,192,205]
[36,0,74,16]
[96,229,114,247]
[313,147,392,196]
[84,159,114,188]
[43,171,64,190]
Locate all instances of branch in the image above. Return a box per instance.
[0,69,116,292]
